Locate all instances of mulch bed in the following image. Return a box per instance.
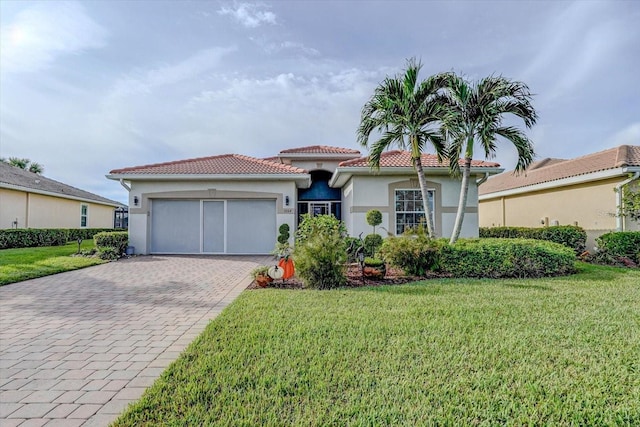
[247,263,448,290]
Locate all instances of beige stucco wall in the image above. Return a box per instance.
[479,178,621,231]
[0,189,27,228]
[0,188,115,229]
[128,179,298,254]
[343,174,480,239]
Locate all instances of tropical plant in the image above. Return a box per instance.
[617,180,640,222]
[357,58,449,238]
[1,157,44,174]
[441,74,537,244]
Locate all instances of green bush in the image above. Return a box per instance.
[94,231,129,257]
[0,228,122,249]
[0,229,69,249]
[277,223,290,245]
[439,238,576,278]
[479,226,586,254]
[379,228,444,276]
[98,247,121,260]
[364,233,383,258]
[596,232,640,263]
[294,214,347,289]
[68,228,121,241]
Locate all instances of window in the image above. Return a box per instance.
[80,204,88,227]
[395,189,434,235]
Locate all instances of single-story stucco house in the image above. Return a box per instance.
[479,145,640,249]
[107,145,503,255]
[1,161,122,230]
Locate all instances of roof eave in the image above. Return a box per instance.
[479,166,640,200]
[329,166,504,188]
[106,173,312,187]
[0,182,121,207]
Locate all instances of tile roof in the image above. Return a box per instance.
[479,145,640,195]
[279,145,361,155]
[0,161,121,206]
[109,154,307,175]
[338,150,501,168]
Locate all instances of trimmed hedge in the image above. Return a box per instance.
[596,232,640,263]
[94,231,129,257]
[439,238,576,278]
[0,228,123,250]
[479,226,586,254]
[0,229,70,249]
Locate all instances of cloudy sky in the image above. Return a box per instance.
[1,0,639,204]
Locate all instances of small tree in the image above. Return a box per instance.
[618,181,640,222]
[366,209,382,235]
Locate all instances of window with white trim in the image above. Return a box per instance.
[80,204,88,227]
[395,189,434,235]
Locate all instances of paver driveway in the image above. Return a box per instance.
[0,255,270,426]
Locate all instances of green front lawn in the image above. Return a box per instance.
[113,263,640,426]
[0,241,104,286]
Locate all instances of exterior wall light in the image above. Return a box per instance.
[133,196,139,206]
[285,196,290,206]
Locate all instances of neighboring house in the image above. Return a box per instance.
[107,145,502,255]
[0,161,122,229]
[479,145,640,249]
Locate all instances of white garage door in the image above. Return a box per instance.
[151,199,276,254]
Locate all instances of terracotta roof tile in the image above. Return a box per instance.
[338,150,501,168]
[109,154,306,175]
[1,162,121,205]
[279,145,361,155]
[479,145,640,195]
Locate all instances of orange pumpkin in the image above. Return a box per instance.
[278,258,295,280]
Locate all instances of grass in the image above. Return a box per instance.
[113,263,640,426]
[0,240,104,286]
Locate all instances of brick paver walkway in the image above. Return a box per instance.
[0,255,270,426]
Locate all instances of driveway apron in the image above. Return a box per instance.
[0,255,270,426]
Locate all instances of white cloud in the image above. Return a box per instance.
[0,1,106,74]
[218,2,276,28]
[606,123,640,147]
[109,47,236,99]
[255,39,320,56]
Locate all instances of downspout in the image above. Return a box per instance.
[475,172,490,186]
[119,179,131,192]
[615,171,640,231]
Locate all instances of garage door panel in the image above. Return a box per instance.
[203,201,225,253]
[227,200,276,254]
[151,200,200,253]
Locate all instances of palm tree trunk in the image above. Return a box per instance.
[449,157,472,244]
[414,158,436,238]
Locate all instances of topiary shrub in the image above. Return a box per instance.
[366,209,382,235]
[294,214,347,289]
[364,233,383,258]
[596,232,640,264]
[379,228,444,276]
[277,223,290,244]
[479,226,586,254]
[94,231,128,258]
[439,238,576,278]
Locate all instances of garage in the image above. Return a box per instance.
[150,199,276,254]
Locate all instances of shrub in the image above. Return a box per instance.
[98,247,120,260]
[94,231,128,257]
[379,228,444,276]
[479,226,586,254]
[366,209,382,234]
[0,229,69,249]
[68,228,121,241]
[439,238,576,278]
[277,223,290,245]
[364,233,383,258]
[294,214,347,289]
[596,232,640,263]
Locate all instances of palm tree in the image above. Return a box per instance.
[2,157,44,174]
[442,74,537,244]
[357,59,449,237]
